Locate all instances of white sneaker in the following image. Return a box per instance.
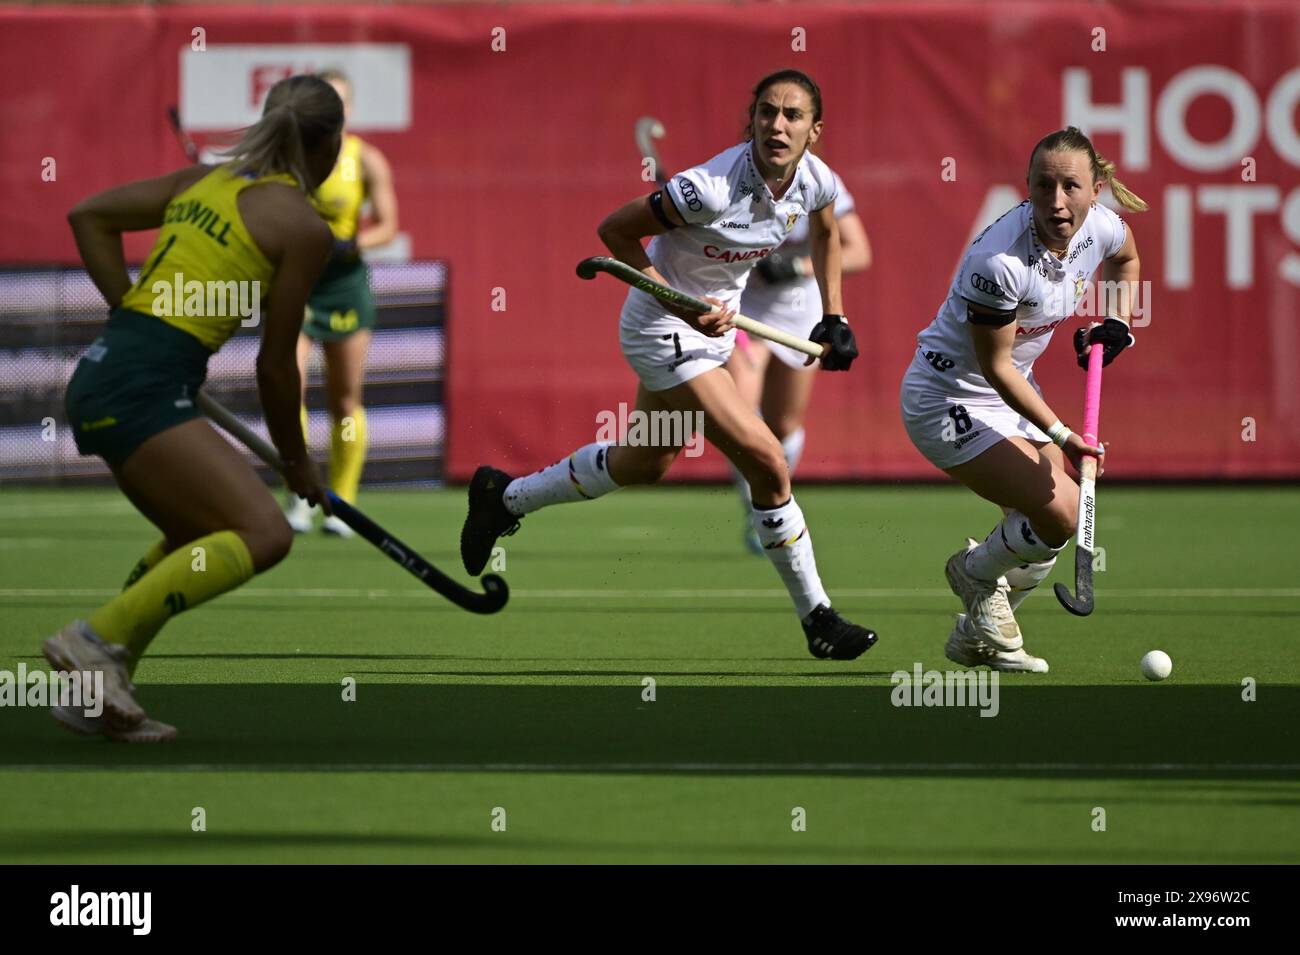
[41,621,145,728]
[52,705,177,743]
[286,496,317,533]
[321,515,355,539]
[944,538,1023,650]
[945,613,1048,673]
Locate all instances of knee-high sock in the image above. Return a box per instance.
[88,530,256,674]
[1006,559,1057,611]
[504,443,621,517]
[966,511,1063,582]
[330,406,368,505]
[751,496,829,619]
[122,539,168,591]
[780,427,806,474]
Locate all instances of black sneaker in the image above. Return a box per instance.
[461,465,522,575]
[802,604,878,660]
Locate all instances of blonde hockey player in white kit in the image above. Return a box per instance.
[901,127,1146,671]
[462,70,877,660]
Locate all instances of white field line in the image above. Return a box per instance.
[0,761,1297,775]
[1,587,1299,600]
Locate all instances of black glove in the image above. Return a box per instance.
[810,314,858,371]
[1074,317,1134,369]
[755,251,804,284]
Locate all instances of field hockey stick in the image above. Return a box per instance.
[1054,343,1104,616]
[635,116,667,186]
[196,390,509,614]
[576,256,828,359]
[167,106,202,164]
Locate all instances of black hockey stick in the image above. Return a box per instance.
[197,390,508,614]
[575,256,827,359]
[1054,344,1104,616]
[167,105,201,164]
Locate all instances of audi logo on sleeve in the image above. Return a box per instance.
[969,272,1005,297]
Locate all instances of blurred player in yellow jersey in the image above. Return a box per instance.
[45,76,344,741]
[285,69,399,537]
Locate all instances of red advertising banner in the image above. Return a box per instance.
[1,3,1298,479]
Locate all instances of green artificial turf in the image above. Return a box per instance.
[1,485,1296,863]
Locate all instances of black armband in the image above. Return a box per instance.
[962,298,1017,327]
[648,191,678,231]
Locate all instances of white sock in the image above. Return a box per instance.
[966,511,1062,581]
[780,427,805,474]
[751,496,829,619]
[504,443,620,516]
[1006,559,1056,611]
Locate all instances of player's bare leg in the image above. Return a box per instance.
[460,384,676,576]
[724,339,771,553]
[320,328,373,538]
[45,419,294,742]
[942,436,1077,652]
[654,366,875,659]
[285,331,318,533]
[758,349,815,472]
[462,369,875,659]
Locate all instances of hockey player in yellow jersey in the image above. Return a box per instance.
[47,75,345,741]
[286,69,399,537]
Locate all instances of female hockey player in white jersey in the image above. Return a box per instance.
[462,69,875,660]
[901,126,1146,671]
[728,166,871,552]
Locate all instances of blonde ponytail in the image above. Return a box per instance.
[1095,153,1149,212]
[218,75,342,190]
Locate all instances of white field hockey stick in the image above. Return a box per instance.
[576,256,829,360]
[1054,343,1104,616]
[196,390,508,614]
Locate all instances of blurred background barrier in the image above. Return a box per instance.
[1,1,1297,480]
[0,263,447,485]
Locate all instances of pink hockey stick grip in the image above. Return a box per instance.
[1082,343,1104,447]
